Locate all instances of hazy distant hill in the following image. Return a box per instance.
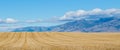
[13,17,120,32]
[13,27,51,32]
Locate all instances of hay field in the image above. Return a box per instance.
[0,32,120,50]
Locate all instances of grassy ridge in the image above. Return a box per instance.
[0,32,120,50]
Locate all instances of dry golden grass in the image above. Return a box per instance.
[0,32,120,50]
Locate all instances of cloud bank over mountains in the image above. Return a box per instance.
[60,8,120,20]
[1,8,120,32]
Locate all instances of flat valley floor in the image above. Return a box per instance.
[0,32,120,50]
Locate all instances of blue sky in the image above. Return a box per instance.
[0,0,120,31]
[0,0,120,20]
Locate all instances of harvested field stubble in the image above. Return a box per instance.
[0,32,120,50]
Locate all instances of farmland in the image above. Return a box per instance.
[0,32,120,50]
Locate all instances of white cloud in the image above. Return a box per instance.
[0,19,3,23]
[5,18,17,23]
[89,8,103,15]
[0,18,17,24]
[60,8,120,20]
[26,20,41,23]
[0,18,42,24]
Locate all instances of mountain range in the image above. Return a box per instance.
[13,17,120,32]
